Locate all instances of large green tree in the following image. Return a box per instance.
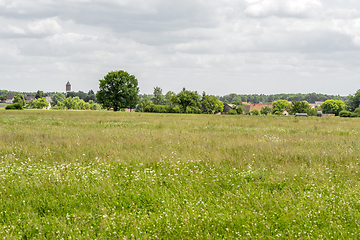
[96,70,140,111]
[152,86,165,105]
[171,88,200,113]
[35,90,45,99]
[164,91,176,106]
[289,101,311,115]
[200,92,224,114]
[320,100,345,116]
[346,89,360,112]
[51,93,66,106]
[272,100,291,114]
[13,94,26,106]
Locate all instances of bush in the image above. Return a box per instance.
[250,109,260,115]
[144,104,182,114]
[350,112,358,118]
[186,106,201,114]
[227,109,237,115]
[5,103,23,110]
[235,106,243,115]
[339,110,351,117]
[354,107,360,115]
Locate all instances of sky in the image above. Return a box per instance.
[0,0,359,96]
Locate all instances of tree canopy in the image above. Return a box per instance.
[320,100,345,116]
[35,90,45,99]
[171,88,200,113]
[13,94,26,106]
[96,70,140,111]
[200,92,224,114]
[346,89,360,112]
[152,87,165,105]
[272,100,291,114]
[289,101,311,115]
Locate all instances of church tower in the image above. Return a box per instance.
[66,81,71,92]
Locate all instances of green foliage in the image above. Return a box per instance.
[28,98,49,109]
[35,90,45,99]
[250,109,260,115]
[320,100,345,116]
[272,100,291,114]
[289,101,311,115]
[185,106,201,114]
[171,88,200,113]
[51,93,66,106]
[346,89,360,112]
[143,104,181,113]
[152,87,165,105]
[52,97,100,110]
[13,94,26,106]
[164,91,176,106]
[96,70,139,111]
[0,94,7,101]
[226,109,237,115]
[5,103,23,110]
[308,108,318,116]
[339,110,351,117]
[354,107,360,115]
[260,106,272,115]
[200,93,224,114]
[350,112,358,118]
[235,106,243,115]
[135,98,151,112]
[220,92,347,104]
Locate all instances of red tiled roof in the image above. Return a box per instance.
[249,103,273,111]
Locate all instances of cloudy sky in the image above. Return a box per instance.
[1,0,359,95]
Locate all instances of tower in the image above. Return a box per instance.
[66,81,71,92]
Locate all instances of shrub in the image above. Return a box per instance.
[5,103,23,110]
[227,109,237,115]
[350,112,358,118]
[250,109,260,115]
[354,107,360,115]
[339,110,351,117]
[186,106,201,114]
[235,106,244,115]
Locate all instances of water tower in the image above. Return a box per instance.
[66,81,71,92]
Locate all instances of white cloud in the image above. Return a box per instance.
[244,0,322,18]
[28,18,62,35]
[0,0,360,95]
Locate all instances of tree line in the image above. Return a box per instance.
[3,70,360,116]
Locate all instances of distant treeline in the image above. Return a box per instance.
[0,89,97,103]
[66,90,98,103]
[140,92,347,104]
[219,93,347,104]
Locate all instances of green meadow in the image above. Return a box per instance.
[1,110,360,239]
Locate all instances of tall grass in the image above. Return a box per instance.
[0,110,360,238]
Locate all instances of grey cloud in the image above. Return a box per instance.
[1,0,360,95]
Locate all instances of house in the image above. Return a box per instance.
[125,109,135,113]
[6,94,15,103]
[224,104,250,114]
[282,109,289,116]
[249,103,273,111]
[224,104,235,113]
[315,101,323,107]
[25,96,35,103]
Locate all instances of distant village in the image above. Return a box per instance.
[1,82,356,117]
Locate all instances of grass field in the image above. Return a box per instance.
[1,110,360,239]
